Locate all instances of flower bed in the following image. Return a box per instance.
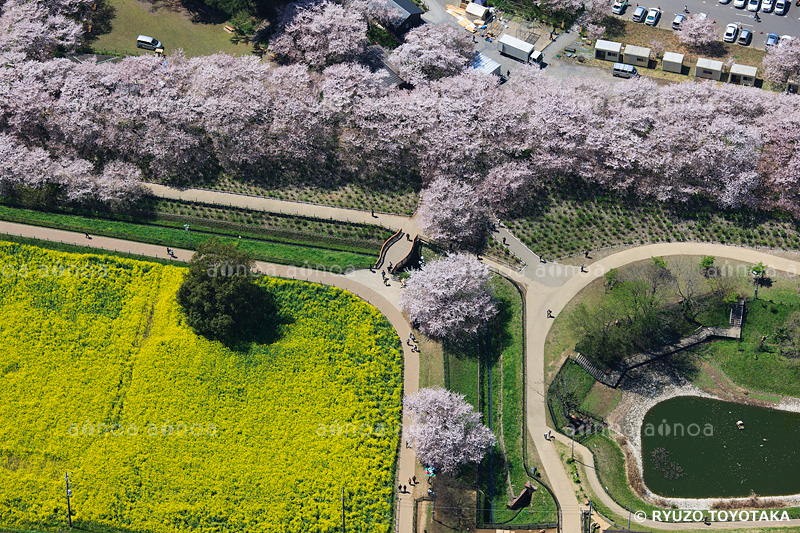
[0,242,403,532]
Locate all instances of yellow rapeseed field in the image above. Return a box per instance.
[0,242,403,532]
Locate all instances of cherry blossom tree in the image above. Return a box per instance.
[477,161,543,216]
[399,253,498,341]
[404,387,496,473]
[390,24,474,85]
[416,177,490,247]
[676,14,718,48]
[584,23,605,41]
[0,0,90,60]
[763,37,800,83]
[269,0,367,68]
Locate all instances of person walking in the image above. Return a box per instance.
[684,4,688,12]
[754,12,760,21]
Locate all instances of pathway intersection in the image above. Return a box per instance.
[6,187,800,532]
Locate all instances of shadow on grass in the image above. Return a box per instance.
[603,16,627,39]
[83,0,117,41]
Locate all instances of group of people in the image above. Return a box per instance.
[166,247,177,259]
[398,476,418,494]
[406,332,419,353]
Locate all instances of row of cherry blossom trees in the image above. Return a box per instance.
[2,0,800,219]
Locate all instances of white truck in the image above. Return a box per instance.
[497,34,542,63]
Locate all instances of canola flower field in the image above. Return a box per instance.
[0,242,404,532]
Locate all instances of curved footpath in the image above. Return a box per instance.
[5,215,800,531]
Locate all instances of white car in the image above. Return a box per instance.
[747,0,761,11]
[763,0,775,11]
[775,0,788,13]
[645,7,661,25]
[724,22,739,42]
[734,0,747,8]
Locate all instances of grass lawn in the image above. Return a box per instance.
[0,203,379,270]
[90,0,252,57]
[690,285,800,398]
[443,275,558,528]
[0,243,403,532]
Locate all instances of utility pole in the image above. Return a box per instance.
[341,486,345,533]
[64,472,72,528]
[184,224,191,247]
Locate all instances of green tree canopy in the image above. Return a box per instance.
[177,238,276,344]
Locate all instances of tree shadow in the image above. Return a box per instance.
[181,0,231,24]
[82,0,116,42]
[219,286,293,352]
[697,41,728,58]
[603,17,626,39]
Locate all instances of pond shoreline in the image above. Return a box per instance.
[606,361,800,509]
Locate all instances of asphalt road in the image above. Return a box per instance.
[612,0,799,50]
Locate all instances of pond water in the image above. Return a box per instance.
[641,396,800,498]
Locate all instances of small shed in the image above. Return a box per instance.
[385,0,424,34]
[471,52,502,76]
[729,63,757,86]
[788,77,800,94]
[623,45,650,67]
[465,2,489,20]
[595,39,622,62]
[662,52,684,74]
[695,57,723,81]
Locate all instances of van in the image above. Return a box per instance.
[612,63,638,78]
[136,35,163,51]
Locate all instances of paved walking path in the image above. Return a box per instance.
[143,183,420,235]
[6,207,800,531]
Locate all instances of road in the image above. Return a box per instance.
[612,0,799,50]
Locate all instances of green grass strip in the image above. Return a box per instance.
[0,204,375,270]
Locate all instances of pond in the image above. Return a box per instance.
[641,396,800,498]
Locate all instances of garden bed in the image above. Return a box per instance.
[505,186,800,262]
[0,243,404,532]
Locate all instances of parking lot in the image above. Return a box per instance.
[612,0,800,49]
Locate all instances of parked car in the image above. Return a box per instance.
[612,63,639,77]
[747,0,761,10]
[612,0,628,14]
[632,5,647,21]
[645,7,661,25]
[765,32,780,47]
[734,0,747,8]
[738,28,753,44]
[720,0,732,4]
[763,0,775,11]
[672,13,686,28]
[724,23,739,42]
[775,0,788,13]
[136,35,163,51]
